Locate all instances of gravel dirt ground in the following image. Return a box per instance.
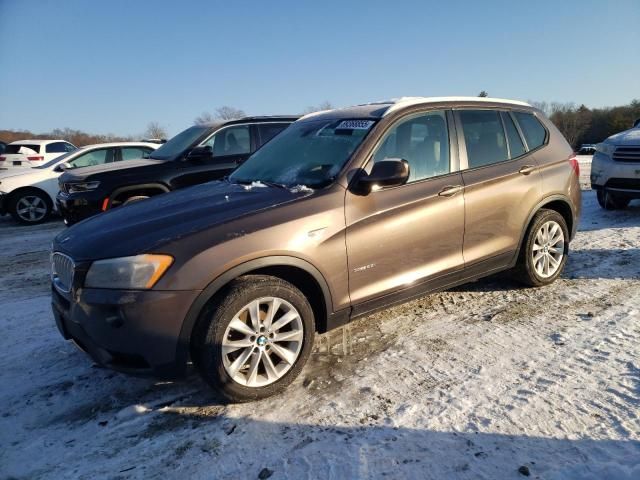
[1,188,639,480]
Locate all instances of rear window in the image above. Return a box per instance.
[513,112,547,150]
[6,144,40,154]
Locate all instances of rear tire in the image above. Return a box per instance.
[9,189,52,225]
[597,190,629,210]
[193,275,315,402]
[513,209,569,287]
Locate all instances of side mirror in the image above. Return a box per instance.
[356,159,410,193]
[53,163,69,173]
[186,145,213,161]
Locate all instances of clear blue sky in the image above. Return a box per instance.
[1,0,638,137]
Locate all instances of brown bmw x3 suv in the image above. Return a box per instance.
[51,97,581,401]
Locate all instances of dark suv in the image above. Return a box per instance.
[56,117,297,224]
[51,97,580,402]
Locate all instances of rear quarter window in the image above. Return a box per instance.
[513,112,547,150]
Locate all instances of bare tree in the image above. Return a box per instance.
[478,91,489,98]
[145,121,167,139]
[302,101,334,114]
[528,100,552,116]
[194,112,215,125]
[215,106,246,120]
[548,103,590,147]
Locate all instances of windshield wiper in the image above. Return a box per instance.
[231,179,288,189]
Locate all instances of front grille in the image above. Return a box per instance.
[606,178,640,191]
[59,183,69,194]
[52,252,75,293]
[613,146,640,162]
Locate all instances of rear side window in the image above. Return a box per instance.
[513,112,546,150]
[258,123,289,147]
[46,142,68,153]
[6,144,40,154]
[501,112,526,159]
[121,147,151,161]
[460,110,508,168]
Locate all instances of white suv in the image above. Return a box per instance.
[591,124,640,209]
[0,140,77,170]
[0,142,159,224]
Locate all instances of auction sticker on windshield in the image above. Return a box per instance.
[337,120,375,130]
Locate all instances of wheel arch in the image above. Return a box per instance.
[177,256,333,368]
[515,194,576,261]
[108,183,170,208]
[7,186,54,209]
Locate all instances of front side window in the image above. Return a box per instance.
[230,118,376,188]
[202,125,251,156]
[372,110,450,182]
[149,125,212,160]
[67,148,112,168]
[460,110,509,168]
[513,112,546,150]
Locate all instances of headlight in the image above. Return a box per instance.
[85,254,173,289]
[68,181,100,193]
[595,143,615,156]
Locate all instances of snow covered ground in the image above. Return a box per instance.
[1,190,639,480]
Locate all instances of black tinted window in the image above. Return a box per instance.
[6,144,40,154]
[46,142,67,153]
[373,110,450,182]
[501,112,526,159]
[460,110,508,168]
[258,123,289,147]
[514,112,546,150]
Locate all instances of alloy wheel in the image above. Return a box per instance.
[221,297,304,387]
[532,220,565,278]
[16,195,48,222]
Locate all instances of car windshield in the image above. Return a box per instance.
[149,125,212,160]
[230,118,376,188]
[34,149,81,169]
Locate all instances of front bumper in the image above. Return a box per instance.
[56,191,103,225]
[52,283,201,378]
[590,152,640,197]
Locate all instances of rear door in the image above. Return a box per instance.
[456,109,543,268]
[173,124,253,188]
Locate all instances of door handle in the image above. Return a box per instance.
[519,165,536,175]
[438,185,463,197]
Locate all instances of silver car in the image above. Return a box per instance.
[591,124,640,209]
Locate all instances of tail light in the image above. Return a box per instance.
[569,155,580,176]
[27,156,45,161]
[0,156,5,162]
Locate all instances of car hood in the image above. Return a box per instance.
[0,167,54,185]
[61,159,165,181]
[606,127,640,145]
[53,181,309,260]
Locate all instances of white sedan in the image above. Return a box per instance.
[0,142,159,224]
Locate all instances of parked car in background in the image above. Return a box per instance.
[577,144,596,155]
[0,142,158,224]
[0,141,6,155]
[51,97,580,401]
[591,123,640,209]
[0,140,76,170]
[56,116,297,225]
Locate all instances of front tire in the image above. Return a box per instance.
[514,209,569,287]
[9,189,52,225]
[193,275,315,402]
[597,190,629,210]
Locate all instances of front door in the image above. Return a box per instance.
[345,110,465,309]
